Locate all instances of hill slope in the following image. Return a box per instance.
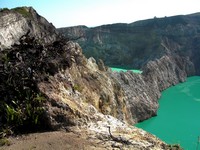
[58,13,200,74]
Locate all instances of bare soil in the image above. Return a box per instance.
[0,131,105,150]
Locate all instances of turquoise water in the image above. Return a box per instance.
[111,67,142,74]
[136,76,200,150]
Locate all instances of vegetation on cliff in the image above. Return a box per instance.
[0,35,51,134]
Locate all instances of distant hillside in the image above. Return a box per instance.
[58,13,200,74]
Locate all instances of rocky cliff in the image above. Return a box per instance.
[0,7,183,149]
[58,13,200,75]
[58,13,200,123]
[0,7,59,50]
[110,54,195,123]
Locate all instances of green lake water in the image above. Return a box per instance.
[111,67,142,74]
[136,76,200,150]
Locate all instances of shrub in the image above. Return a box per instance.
[13,7,32,18]
[0,47,48,134]
[0,8,9,12]
[73,84,83,92]
[0,138,11,146]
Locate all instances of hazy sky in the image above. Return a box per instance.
[1,0,200,28]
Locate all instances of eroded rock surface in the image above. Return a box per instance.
[110,53,195,123]
[0,7,59,50]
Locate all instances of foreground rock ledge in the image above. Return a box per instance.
[1,115,174,150]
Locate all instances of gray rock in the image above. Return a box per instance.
[0,7,59,50]
[110,53,196,123]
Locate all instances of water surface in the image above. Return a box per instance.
[111,67,142,74]
[136,76,200,150]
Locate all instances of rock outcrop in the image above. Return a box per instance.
[0,7,59,50]
[110,54,195,122]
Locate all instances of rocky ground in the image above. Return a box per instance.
[0,130,182,150]
[0,131,103,150]
[1,114,182,150]
[0,128,169,150]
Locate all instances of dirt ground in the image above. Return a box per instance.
[0,131,106,150]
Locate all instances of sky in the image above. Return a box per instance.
[0,0,200,28]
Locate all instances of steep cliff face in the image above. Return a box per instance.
[58,25,88,41]
[36,41,132,128]
[57,14,200,125]
[0,7,59,50]
[58,13,200,74]
[109,53,195,122]
[111,71,159,122]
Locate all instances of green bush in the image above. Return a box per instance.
[4,93,46,126]
[0,138,11,146]
[73,84,83,92]
[0,8,9,12]
[1,88,47,133]
[13,7,32,18]
[0,48,47,134]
